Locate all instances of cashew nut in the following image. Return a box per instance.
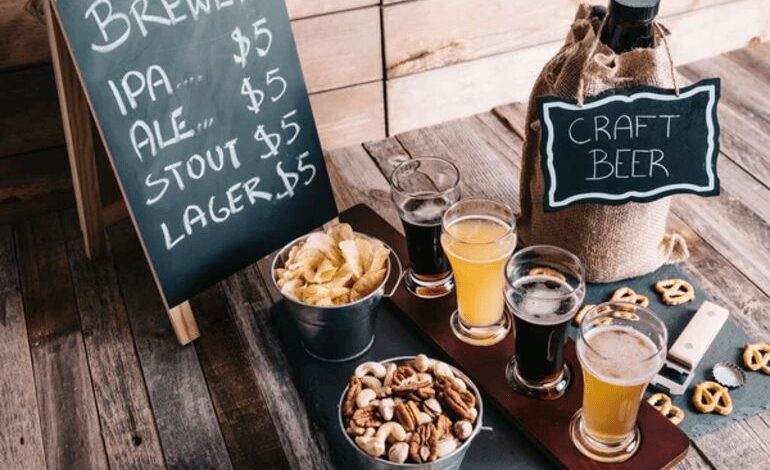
[360,376,382,390]
[436,437,459,458]
[355,361,387,379]
[454,420,473,440]
[379,398,395,421]
[363,427,376,438]
[355,436,386,457]
[355,388,377,409]
[383,363,397,386]
[388,442,409,464]
[376,422,407,442]
[433,361,455,378]
[414,354,432,372]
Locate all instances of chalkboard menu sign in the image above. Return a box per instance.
[54,0,337,307]
[537,78,721,211]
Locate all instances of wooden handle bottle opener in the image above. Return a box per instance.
[651,301,729,395]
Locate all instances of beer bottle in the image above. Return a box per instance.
[599,0,660,53]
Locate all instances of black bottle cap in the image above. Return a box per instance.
[608,0,660,23]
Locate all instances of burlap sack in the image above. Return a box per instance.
[519,4,689,283]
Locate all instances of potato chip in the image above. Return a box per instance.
[304,232,344,265]
[352,268,387,298]
[306,259,337,284]
[369,242,390,273]
[355,238,374,273]
[339,240,363,278]
[280,278,303,298]
[328,223,355,243]
[328,265,355,287]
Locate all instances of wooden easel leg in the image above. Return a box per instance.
[46,0,106,259]
[167,302,200,345]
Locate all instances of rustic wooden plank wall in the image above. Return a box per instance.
[384,0,770,133]
[1,0,768,220]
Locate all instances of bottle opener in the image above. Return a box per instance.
[651,301,729,395]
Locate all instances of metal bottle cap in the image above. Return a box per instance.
[712,362,747,388]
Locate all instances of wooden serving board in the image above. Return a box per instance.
[339,204,690,470]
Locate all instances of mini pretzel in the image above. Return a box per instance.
[692,381,733,415]
[743,343,770,374]
[655,279,695,305]
[529,267,566,282]
[574,304,595,326]
[610,287,649,307]
[647,393,685,425]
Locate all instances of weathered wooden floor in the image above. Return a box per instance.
[0,44,768,469]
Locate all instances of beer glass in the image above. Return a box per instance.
[504,245,585,399]
[391,157,460,298]
[440,199,516,346]
[570,302,667,463]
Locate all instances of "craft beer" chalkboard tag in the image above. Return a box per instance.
[54,0,337,307]
[537,78,721,211]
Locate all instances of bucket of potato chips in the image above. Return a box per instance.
[271,223,403,362]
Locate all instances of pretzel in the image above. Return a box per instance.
[655,279,695,305]
[573,304,595,326]
[692,381,733,415]
[529,267,566,282]
[610,287,649,307]
[742,343,770,375]
[647,393,685,425]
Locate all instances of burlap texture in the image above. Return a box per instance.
[519,4,689,283]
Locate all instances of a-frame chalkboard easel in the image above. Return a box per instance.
[44,0,200,345]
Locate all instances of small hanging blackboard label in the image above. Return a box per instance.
[537,78,721,211]
[54,0,337,307]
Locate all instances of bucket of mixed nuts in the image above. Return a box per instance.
[338,355,483,469]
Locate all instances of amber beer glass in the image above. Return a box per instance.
[504,246,585,399]
[390,158,460,298]
[441,199,516,346]
[570,302,668,463]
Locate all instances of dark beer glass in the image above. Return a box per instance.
[504,245,585,399]
[390,157,460,298]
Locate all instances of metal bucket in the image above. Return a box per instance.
[271,232,403,362]
[338,356,484,470]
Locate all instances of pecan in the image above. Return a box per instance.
[440,384,476,421]
[394,401,416,431]
[406,386,436,401]
[343,376,362,417]
[392,365,417,385]
[435,414,453,438]
[409,423,439,463]
[351,405,383,428]
[392,366,432,392]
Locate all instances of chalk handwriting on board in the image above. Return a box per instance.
[537,79,721,211]
[56,0,337,306]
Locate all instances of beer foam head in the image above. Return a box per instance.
[578,325,663,386]
[508,275,581,325]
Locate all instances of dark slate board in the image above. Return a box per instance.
[537,79,720,211]
[54,0,336,307]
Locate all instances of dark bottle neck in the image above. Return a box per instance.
[600,15,655,53]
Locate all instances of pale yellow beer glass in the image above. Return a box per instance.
[570,302,667,463]
[440,199,516,346]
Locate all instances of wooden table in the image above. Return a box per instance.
[0,44,768,469]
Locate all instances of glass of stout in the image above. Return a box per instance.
[504,245,585,400]
[390,157,460,298]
